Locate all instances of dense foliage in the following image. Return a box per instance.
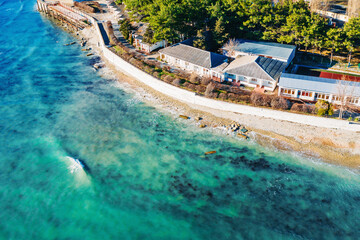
[117,0,360,61]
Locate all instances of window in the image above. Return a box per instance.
[237,76,244,81]
[281,88,295,95]
[175,58,180,65]
[300,91,313,97]
[194,66,199,72]
[264,81,273,86]
[185,62,189,69]
[317,93,330,100]
[349,97,359,105]
[227,74,236,80]
[332,95,341,101]
[251,78,257,83]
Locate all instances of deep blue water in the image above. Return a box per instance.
[0,1,360,239]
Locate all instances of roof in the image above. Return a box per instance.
[223,56,287,81]
[159,44,228,69]
[223,39,296,61]
[279,73,360,97]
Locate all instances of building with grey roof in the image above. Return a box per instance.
[278,73,360,106]
[222,39,296,65]
[222,55,287,91]
[159,43,229,79]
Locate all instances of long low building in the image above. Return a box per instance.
[159,43,286,91]
[159,43,229,78]
[222,39,296,66]
[223,55,287,91]
[278,73,360,106]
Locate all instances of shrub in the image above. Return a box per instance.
[271,97,290,110]
[172,78,182,86]
[250,93,271,107]
[208,92,219,98]
[123,53,131,61]
[227,93,237,101]
[205,82,216,97]
[195,85,206,93]
[187,83,197,91]
[290,103,303,112]
[152,72,160,78]
[237,94,251,103]
[315,100,333,116]
[144,66,152,73]
[189,73,201,84]
[290,103,316,114]
[163,75,174,83]
[160,74,168,80]
[217,84,231,92]
[200,77,212,86]
[303,104,316,114]
[229,86,242,94]
[218,92,228,100]
[183,81,191,88]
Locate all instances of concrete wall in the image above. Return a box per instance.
[90,11,360,132]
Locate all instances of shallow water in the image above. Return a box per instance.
[0,1,360,239]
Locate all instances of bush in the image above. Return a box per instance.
[250,93,271,107]
[208,92,219,98]
[195,85,206,93]
[205,82,216,97]
[187,83,197,91]
[189,73,201,84]
[290,103,303,112]
[227,93,238,101]
[152,72,160,78]
[144,66,152,73]
[303,104,316,114]
[163,75,174,83]
[237,94,251,103]
[172,78,182,86]
[290,103,316,114]
[271,97,290,110]
[315,100,333,116]
[218,92,228,100]
[217,84,231,92]
[229,86,243,94]
[201,77,212,86]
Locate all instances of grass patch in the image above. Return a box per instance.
[113,45,125,54]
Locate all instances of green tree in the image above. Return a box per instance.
[143,26,154,43]
[193,29,206,50]
[212,16,229,49]
[119,19,131,40]
[343,17,360,66]
[325,28,344,64]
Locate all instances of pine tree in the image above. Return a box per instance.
[193,30,206,50]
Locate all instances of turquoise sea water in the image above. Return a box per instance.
[1,1,360,239]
